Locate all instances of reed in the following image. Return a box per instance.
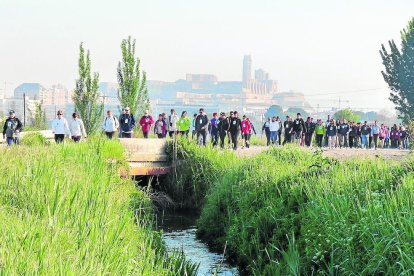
[171,140,414,274]
[0,137,197,275]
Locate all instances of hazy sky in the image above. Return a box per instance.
[1,0,413,111]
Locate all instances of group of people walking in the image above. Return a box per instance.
[261,114,410,150]
[2,107,411,151]
[136,108,257,150]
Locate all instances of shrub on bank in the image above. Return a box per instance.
[170,143,414,274]
[0,138,197,275]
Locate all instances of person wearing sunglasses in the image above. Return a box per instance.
[52,110,70,143]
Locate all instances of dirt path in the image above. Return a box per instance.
[236,146,411,161]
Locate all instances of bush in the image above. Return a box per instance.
[20,132,50,146]
[0,139,197,275]
[172,142,414,274]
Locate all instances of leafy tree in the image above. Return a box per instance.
[73,43,103,135]
[265,105,283,118]
[29,101,47,130]
[117,36,150,117]
[285,107,308,118]
[380,18,414,123]
[333,108,360,122]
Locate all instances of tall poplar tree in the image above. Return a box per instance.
[117,36,150,116]
[380,18,414,123]
[73,43,103,135]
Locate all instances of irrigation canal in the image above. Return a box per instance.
[157,212,239,276]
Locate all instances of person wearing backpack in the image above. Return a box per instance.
[2,110,23,147]
[119,107,136,138]
[102,110,119,139]
[195,108,209,146]
[262,117,271,146]
[217,112,230,149]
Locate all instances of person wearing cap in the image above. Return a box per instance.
[262,117,271,146]
[2,110,23,147]
[102,110,119,139]
[52,110,70,143]
[178,111,191,137]
[217,112,230,149]
[210,112,219,146]
[119,107,136,138]
[195,108,209,146]
[229,111,242,150]
[139,110,154,138]
[69,112,87,142]
[292,113,307,146]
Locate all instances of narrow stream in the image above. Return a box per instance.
[157,212,239,276]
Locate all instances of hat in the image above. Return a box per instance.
[9,110,15,115]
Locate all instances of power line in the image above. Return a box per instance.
[277,87,387,98]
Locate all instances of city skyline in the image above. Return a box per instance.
[1,0,414,112]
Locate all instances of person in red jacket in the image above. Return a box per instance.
[241,115,252,148]
[139,110,154,138]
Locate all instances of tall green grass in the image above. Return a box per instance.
[0,137,197,275]
[170,140,414,274]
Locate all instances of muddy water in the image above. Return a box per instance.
[157,212,239,276]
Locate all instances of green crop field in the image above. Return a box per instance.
[0,136,197,275]
[168,141,414,275]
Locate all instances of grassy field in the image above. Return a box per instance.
[169,140,414,274]
[0,136,197,275]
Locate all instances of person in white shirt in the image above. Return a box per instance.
[102,110,119,139]
[269,117,280,145]
[69,112,87,142]
[167,109,179,138]
[52,110,70,144]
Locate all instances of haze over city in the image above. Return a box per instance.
[1,0,414,112]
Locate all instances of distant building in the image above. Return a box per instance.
[14,83,45,100]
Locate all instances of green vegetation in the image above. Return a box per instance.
[380,17,414,123]
[73,43,104,135]
[333,108,361,122]
[169,141,414,274]
[117,36,150,116]
[0,138,197,275]
[20,131,50,146]
[28,101,47,130]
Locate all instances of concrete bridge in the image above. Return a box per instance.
[119,138,171,176]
